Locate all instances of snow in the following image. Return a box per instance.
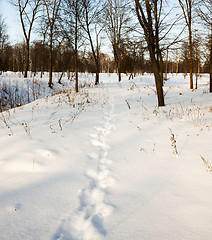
[0,72,212,240]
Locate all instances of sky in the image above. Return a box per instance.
[0,0,186,47]
[0,0,23,43]
[0,0,208,52]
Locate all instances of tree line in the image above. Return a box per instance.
[0,0,211,106]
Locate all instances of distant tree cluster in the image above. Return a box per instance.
[0,0,211,106]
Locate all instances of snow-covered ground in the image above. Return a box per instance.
[0,72,212,240]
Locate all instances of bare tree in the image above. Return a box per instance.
[63,0,83,92]
[134,0,165,106]
[103,0,131,82]
[37,5,49,78]
[43,0,62,87]
[196,0,212,92]
[178,0,195,89]
[81,0,103,85]
[15,0,41,78]
[73,0,80,92]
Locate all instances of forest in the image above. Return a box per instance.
[0,0,211,95]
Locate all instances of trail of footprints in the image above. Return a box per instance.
[56,96,115,240]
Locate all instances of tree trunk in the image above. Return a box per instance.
[165,48,168,80]
[95,72,99,85]
[149,46,165,107]
[40,40,45,78]
[189,24,193,89]
[159,50,164,86]
[75,65,79,92]
[95,58,100,85]
[118,60,121,82]
[118,72,121,82]
[74,35,78,92]
[176,47,179,75]
[58,72,64,84]
[24,40,30,78]
[40,66,43,78]
[74,52,78,93]
[74,1,79,93]
[48,29,53,88]
[153,65,165,106]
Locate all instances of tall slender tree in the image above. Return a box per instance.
[103,0,131,82]
[196,0,212,92]
[43,0,62,87]
[178,0,194,89]
[15,0,41,78]
[81,0,103,85]
[64,0,83,92]
[134,0,165,106]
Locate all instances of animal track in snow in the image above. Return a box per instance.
[54,96,115,240]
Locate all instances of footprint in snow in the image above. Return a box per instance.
[54,95,115,240]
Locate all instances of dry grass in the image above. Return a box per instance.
[200,155,212,172]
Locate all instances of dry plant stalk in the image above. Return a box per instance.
[188,105,205,127]
[169,128,178,155]
[1,112,13,136]
[125,100,131,109]
[200,155,212,172]
[129,82,140,92]
[22,122,32,140]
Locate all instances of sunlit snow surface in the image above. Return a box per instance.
[0,72,212,240]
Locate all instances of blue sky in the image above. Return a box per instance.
[0,0,23,43]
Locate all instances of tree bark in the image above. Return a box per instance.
[118,63,121,82]
[114,48,121,82]
[75,1,79,93]
[95,62,100,85]
[75,53,79,92]
[189,24,193,89]
[48,28,53,88]
[24,40,30,78]
[149,46,165,107]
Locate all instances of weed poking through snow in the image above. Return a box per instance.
[22,122,32,140]
[169,128,178,156]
